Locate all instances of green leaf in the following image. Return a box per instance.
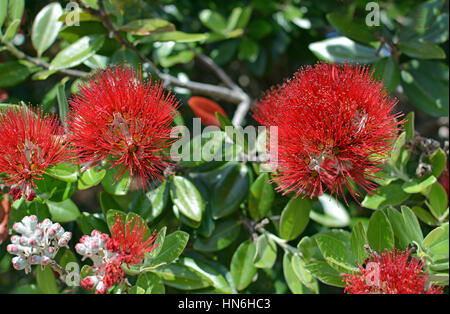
[138,31,207,43]
[248,173,274,220]
[36,266,59,294]
[0,61,34,87]
[388,207,413,249]
[305,261,345,288]
[2,18,20,41]
[131,182,168,222]
[367,210,395,252]
[401,206,423,244]
[373,58,400,92]
[404,112,415,141]
[283,252,303,294]
[47,199,80,223]
[291,254,319,293]
[179,257,233,294]
[99,192,123,216]
[427,148,447,178]
[429,182,448,220]
[315,234,357,273]
[170,176,203,222]
[151,263,213,290]
[78,167,106,190]
[119,19,175,35]
[253,234,277,269]
[199,9,228,34]
[401,60,449,117]
[419,13,449,44]
[402,175,437,193]
[351,222,368,264]
[422,223,449,261]
[326,13,377,44]
[35,174,76,202]
[0,0,7,31]
[412,206,439,226]
[193,219,240,252]
[6,0,23,25]
[398,41,446,59]
[230,240,258,291]
[46,163,78,183]
[49,35,105,70]
[101,167,131,196]
[211,163,249,219]
[279,197,311,241]
[136,272,165,294]
[159,50,195,68]
[362,181,410,210]
[308,37,380,64]
[310,194,350,227]
[238,37,259,62]
[148,231,189,268]
[31,3,63,57]
[79,212,108,235]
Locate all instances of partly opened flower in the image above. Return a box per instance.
[76,215,158,294]
[68,66,179,190]
[0,107,68,201]
[342,249,443,294]
[188,96,227,127]
[253,62,402,201]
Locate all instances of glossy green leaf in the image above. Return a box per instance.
[31,3,63,56]
[401,206,424,243]
[46,163,78,183]
[279,197,311,240]
[171,176,203,222]
[136,272,165,294]
[0,61,35,87]
[362,181,410,210]
[310,194,350,227]
[292,254,319,293]
[429,182,449,220]
[315,234,357,273]
[49,35,105,70]
[230,240,258,291]
[367,210,395,252]
[326,12,377,44]
[211,163,249,219]
[253,234,277,269]
[398,41,446,59]
[373,58,400,92]
[101,167,131,196]
[78,167,106,190]
[151,263,213,290]
[283,252,304,294]
[149,231,189,268]
[309,37,380,64]
[351,222,368,264]
[193,220,240,252]
[47,198,80,223]
[199,9,228,34]
[248,173,275,220]
[131,182,168,222]
[119,19,175,35]
[36,266,59,294]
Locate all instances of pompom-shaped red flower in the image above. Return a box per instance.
[253,62,402,201]
[342,249,444,294]
[68,66,179,190]
[0,107,68,201]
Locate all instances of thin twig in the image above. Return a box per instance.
[3,41,88,78]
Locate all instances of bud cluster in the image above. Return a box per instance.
[75,230,118,294]
[7,215,72,273]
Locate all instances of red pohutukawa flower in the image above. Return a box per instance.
[188,96,227,127]
[253,62,402,201]
[0,107,68,201]
[342,249,444,294]
[67,66,179,190]
[76,215,158,294]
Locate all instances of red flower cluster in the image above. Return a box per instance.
[0,107,68,201]
[77,215,158,294]
[253,62,402,201]
[342,249,444,294]
[68,66,179,190]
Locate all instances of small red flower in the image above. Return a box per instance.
[107,215,159,265]
[253,62,402,201]
[67,66,179,190]
[188,96,227,127]
[342,249,444,294]
[0,107,68,201]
